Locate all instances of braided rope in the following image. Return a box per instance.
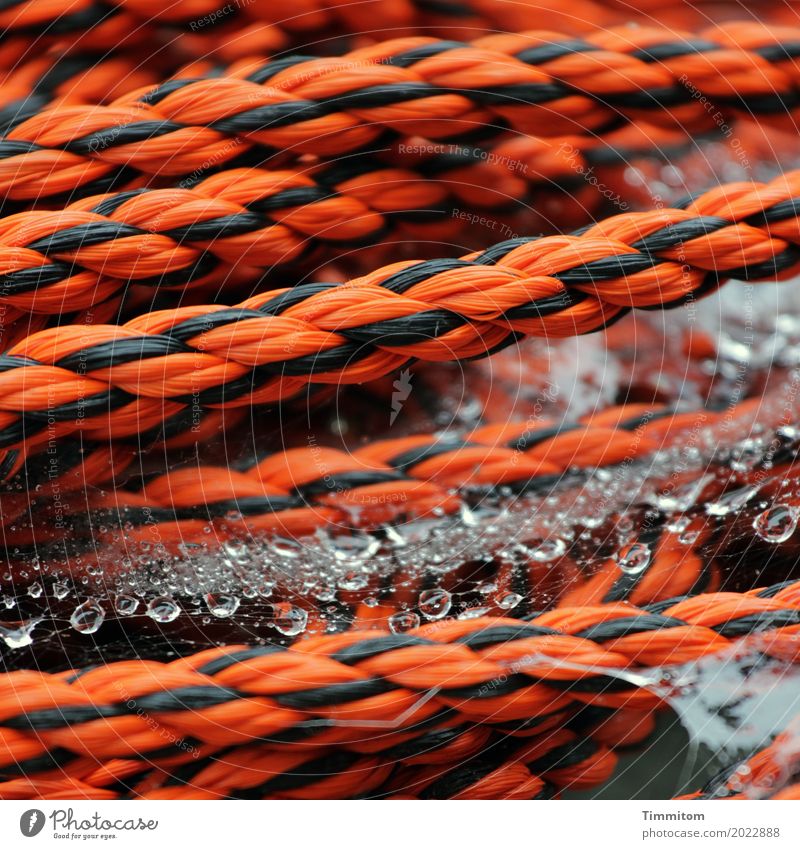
[389,719,648,799]
[0,172,797,445]
[0,12,154,69]
[3,3,800,804]
[1,579,799,797]
[0,0,419,38]
[0,702,635,798]
[0,0,654,43]
[0,138,610,311]
[1,22,798,199]
[0,52,167,130]
[0,118,716,310]
[0,402,747,544]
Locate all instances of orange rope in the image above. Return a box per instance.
[3,6,800,802]
[1,22,798,200]
[1,580,799,799]
[0,401,756,544]
[0,173,798,446]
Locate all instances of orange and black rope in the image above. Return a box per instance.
[2,579,800,800]
[3,22,800,201]
[3,6,800,803]
[0,400,760,541]
[1,173,799,447]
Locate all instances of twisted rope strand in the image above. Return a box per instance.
[0,0,419,39]
[0,51,168,133]
[0,402,749,543]
[0,172,798,445]
[0,703,634,798]
[1,22,798,198]
[0,0,674,43]
[0,126,680,312]
[1,579,799,786]
[4,3,800,804]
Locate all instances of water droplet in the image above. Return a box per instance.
[272,537,302,558]
[146,596,180,623]
[270,603,308,636]
[204,593,240,618]
[581,514,605,530]
[338,571,368,591]
[666,516,690,534]
[52,582,69,600]
[27,582,42,599]
[730,439,762,473]
[679,529,700,545]
[530,538,566,562]
[0,617,42,649]
[653,474,715,512]
[314,584,336,602]
[706,485,760,517]
[458,606,490,620]
[617,542,651,575]
[328,533,381,562]
[418,588,452,620]
[115,594,139,616]
[458,503,480,526]
[70,599,105,634]
[497,592,522,610]
[754,504,799,543]
[389,611,421,633]
[383,525,407,548]
[616,515,635,534]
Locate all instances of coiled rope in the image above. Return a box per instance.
[3,8,800,802]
